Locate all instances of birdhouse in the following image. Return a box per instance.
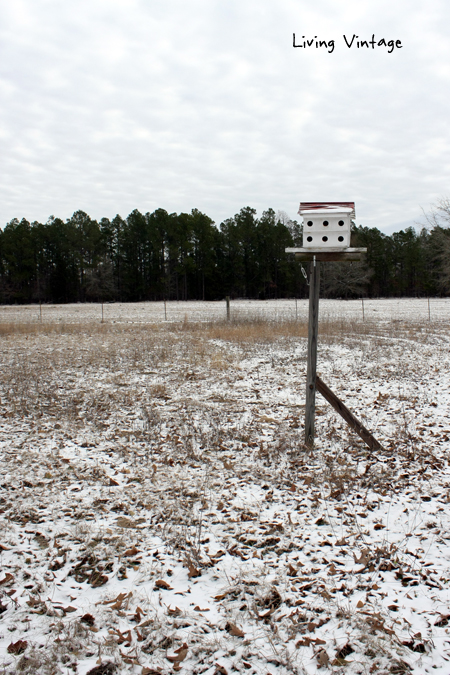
[299,202,355,250]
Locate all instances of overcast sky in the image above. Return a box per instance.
[1,0,450,234]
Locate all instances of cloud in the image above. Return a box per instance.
[1,0,450,231]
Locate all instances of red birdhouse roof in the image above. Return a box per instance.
[299,202,355,217]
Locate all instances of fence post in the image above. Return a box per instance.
[305,260,320,446]
[226,296,230,321]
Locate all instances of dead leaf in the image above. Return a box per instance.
[103,591,132,610]
[315,517,328,526]
[109,478,119,486]
[335,643,355,660]
[356,600,365,608]
[353,549,371,568]
[316,649,329,668]
[124,546,140,557]
[214,591,229,601]
[296,637,326,648]
[131,606,144,622]
[257,609,273,620]
[194,605,210,612]
[89,572,108,588]
[287,563,297,577]
[155,579,173,590]
[142,668,162,675]
[434,614,450,627]
[0,573,14,586]
[116,517,136,528]
[137,619,154,628]
[167,643,188,663]
[225,622,245,637]
[185,555,201,579]
[215,665,228,675]
[0,544,10,551]
[7,640,27,655]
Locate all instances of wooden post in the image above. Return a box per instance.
[164,299,167,321]
[295,297,298,322]
[226,296,230,321]
[316,375,384,452]
[305,259,320,446]
[285,246,367,448]
[101,302,104,323]
[428,297,430,322]
[361,297,365,321]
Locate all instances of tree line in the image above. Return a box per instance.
[0,203,449,304]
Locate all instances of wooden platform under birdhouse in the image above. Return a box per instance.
[285,247,367,262]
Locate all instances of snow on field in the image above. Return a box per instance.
[0,300,449,675]
[0,298,449,326]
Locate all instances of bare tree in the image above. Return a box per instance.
[276,210,302,246]
[321,261,372,299]
[85,259,116,302]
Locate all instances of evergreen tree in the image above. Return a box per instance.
[1,218,35,302]
[1,201,449,303]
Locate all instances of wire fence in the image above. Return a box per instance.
[0,297,449,327]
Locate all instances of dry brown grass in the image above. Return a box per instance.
[0,317,365,346]
[0,320,127,338]
[0,312,439,345]
[201,317,308,342]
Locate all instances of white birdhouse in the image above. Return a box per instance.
[300,202,355,250]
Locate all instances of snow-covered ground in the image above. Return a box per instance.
[1,297,449,326]
[0,300,449,675]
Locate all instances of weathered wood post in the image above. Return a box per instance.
[285,201,382,450]
[226,296,230,321]
[305,259,320,446]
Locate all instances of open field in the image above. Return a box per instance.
[0,300,450,675]
[1,298,450,327]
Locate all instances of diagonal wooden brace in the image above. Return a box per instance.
[315,376,385,452]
